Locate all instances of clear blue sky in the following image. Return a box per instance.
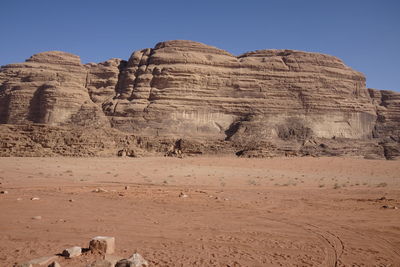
[1,0,399,91]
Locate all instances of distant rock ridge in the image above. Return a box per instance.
[0,40,399,159]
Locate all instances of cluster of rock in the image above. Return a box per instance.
[0,40,399,159]
[15,236,148,267]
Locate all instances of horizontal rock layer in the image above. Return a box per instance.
[106,40,376,140]
[0,51,109,127]
[0,40,399,158]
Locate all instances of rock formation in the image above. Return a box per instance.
[0,40,399,159]
[368,89,400,159]
[0,51,109,127]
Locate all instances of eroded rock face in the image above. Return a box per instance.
[103,40,376,141]
[369,89,400,159]
[0,51,109,127]
[0,40,399,158]
[86,58,126,104]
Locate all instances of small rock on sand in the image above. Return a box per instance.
[179,192,188,198]
[32,216,42,220]
[115,253,149,267]
[31,197,40,201]
[62,246,82,258]
[382,205,398,209]
[48,261,61,267]
[92,188,108,193]
[0,190,8,194]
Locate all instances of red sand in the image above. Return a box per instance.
[0,157,399,266]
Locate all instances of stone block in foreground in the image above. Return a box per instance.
[89,236,115,254]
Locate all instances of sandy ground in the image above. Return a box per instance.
[0,156,399,267]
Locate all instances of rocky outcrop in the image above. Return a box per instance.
[86,58,125,104]
[369,89,400,159]
[104,40,376,140]
[0,124,127,157]
[0,40,399,158]
[0,51,109,127]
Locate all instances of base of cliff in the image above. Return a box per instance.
[0,124,398,160]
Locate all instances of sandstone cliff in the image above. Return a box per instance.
[368,89,400,159]
[0,40,399,159]
[0,51,109,127]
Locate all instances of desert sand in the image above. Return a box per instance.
[0,156,399,266]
